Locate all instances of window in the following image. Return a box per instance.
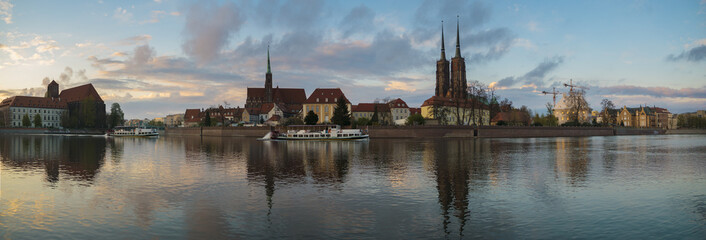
[316,98,319,102]
[334,98,337,102]
[325,98,328,102]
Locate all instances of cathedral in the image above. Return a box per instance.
[435,18,467,99]
[244,47,306,116]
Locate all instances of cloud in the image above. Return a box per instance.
[492,56,564,88]
[666,43,706,62]
[113,7,133,23]
[385,81,416,92]
[277,0,325,30]
[0,0,12,24]
[182,1,244,64]
[595,85,706,99]
[119,34,152,46]
[340,5,375,38]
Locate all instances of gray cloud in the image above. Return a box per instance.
[494,56,564,88]
[182,1,244,64]
[594,85,706,99]
[340,5,375,38]
[277,0,325,30]
[666,45,706,62]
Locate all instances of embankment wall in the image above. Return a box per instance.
[165,126,675,139]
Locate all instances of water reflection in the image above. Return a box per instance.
[1,135,705,239]
[0,135,110,186]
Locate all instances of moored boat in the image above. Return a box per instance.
[107,126,159,137]
[259,125,368,141]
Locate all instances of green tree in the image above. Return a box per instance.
[370,105,379,125]
[33,113,42,128]
[304,111,318,125]
[108,102,125,128]
[405,114,425,126]
[356,117,370,126]
[331,97,351,126]
[22,114,31,127]
[203,111,212,126]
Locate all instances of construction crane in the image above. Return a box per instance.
[563,79,589,93]
[542,87,561,107]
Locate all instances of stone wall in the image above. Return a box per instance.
[614,127,665,135]
[477,126,613,138]
[665,129,706,135]
[165,127,269,137]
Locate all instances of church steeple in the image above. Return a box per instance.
[454,15,461,58]
[266,45,271,74]
[265,45,273,102]
[440,21,446,60]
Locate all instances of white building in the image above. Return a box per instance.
[388,98,410,125]
[0,96,67,128]
[553,93,593,125]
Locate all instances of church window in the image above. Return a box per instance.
[325,98,328,102]
[316,98,319,102]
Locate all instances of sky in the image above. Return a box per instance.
[1,0,705,119]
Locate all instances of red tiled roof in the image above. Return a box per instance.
[260,103,275,113]
[304,88,350,104]
[266,115,281,122]
[409,108,421,115]
[59,83,103,103]
[244,108,261,115]
[387,98,409,108]
[184,109,201,123]
[491,112,510,122]
[351,103,390,112]
[0,96,67,109]
[247,87,306,105]
[420,96,488,109]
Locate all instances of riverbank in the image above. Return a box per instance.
[164,126,672,138]
[0,128,105,135]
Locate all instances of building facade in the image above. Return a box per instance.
[420,96,489,125]
[388,98,410,125]
[302,88,351,124]
[351,103,392,125]
[0,80,105,128]
[0,96,67,128]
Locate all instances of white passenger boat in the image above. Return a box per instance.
[259,125,368,141]
[107,126,159,137]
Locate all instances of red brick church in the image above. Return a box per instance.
[244,47,306,118]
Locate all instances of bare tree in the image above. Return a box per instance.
[566,89,589,123]
[600,98,615,126]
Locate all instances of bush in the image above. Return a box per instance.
[532,122,543,126]
[356,117,370,126]
[496,120,507,126]
[405,114,425,126]
[281,117,304,126]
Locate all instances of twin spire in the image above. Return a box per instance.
[440,16,462,60]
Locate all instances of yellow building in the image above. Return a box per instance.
[420,96,489,125]
[618,106,658,128]
[302,88,351,124]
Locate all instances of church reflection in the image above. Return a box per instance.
[0,135,112,186]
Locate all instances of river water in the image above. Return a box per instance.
[1,134,705,239]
